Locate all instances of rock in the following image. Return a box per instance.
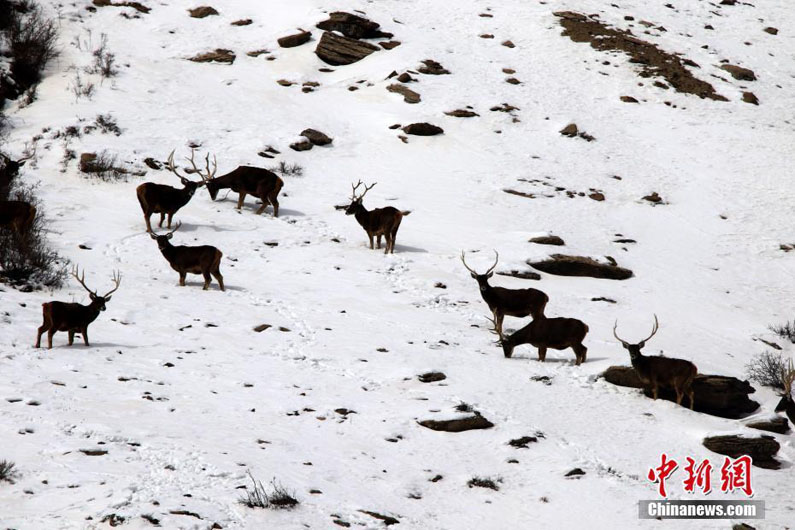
[763,27,778,35]
[588,191,605,201]
[79,153,99,173]
[445,109,479,118]
[702,435,780,469]
[565,468,586,477]
[188,6,218,18]
[402,123,444,136]
[502,68,515,74]
[774,396,795,424]
[643,191,663,203]
[253,324,272,332]
[495,270,542,280]
[720,64,756,81]
[276,79,293,86]
[742,91,759,105]
[92,0,150,13]
[529,235,565,246]
[380,41,401,50]
[418,59,450,75]
[358,511,399,526]
[508,436,537,448]
[231,19,252,26]
[300,128,333,146]
[502,40,515,48]
[290,140,314,152]
[529,254,633,280]
[620,95,639,103]
[315,31,379,66]
[602,366,760,419]
[316,12,392,39]
[189,49,235,64]
[248,49,269,57]
[419,413,494,432]
[418,371,446,383]
[387,84,420,104]
[560,123,579,137]
[733,524,756,530]
[143,157,161,170]
[396,72,414,83]
[505,77,521,85]
[278,30,312,48]
[746,417,789,434]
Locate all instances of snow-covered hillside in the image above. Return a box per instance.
[1,0,794,528]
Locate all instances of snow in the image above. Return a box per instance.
[1,0,794,528]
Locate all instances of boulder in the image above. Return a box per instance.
[189,49,235,64]
[315,32,379,66]
[300,128,333,146]
[278,30,312,48]
[560,123,579,137]
[529,235,565,246]
[702,435,780,469]
[746,416,789,434]
[529,254,633,280]
[290,139,313,152]
[387,83,420,104]
[601,366,760,418]
[419,413,493,432]
[496,270,541,280]
[402,123,444,136]
[316,12,392,39]
[742,91,759,105]
[774,395,795,424]
[418,59,450,75]
[188,6,218,18]
[418,371,446,383]
[720,64,756,81]
[445,109,479,118]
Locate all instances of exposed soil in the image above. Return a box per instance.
[554,11,726,101]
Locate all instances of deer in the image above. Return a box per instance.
[150,221,224,291]
[35,266,122,349]
[0,151,34,198]
[488,313,589,365]
[344,181,410,254]
[136,149,212,233]
[461,250,548,335]
[203,160,283,217]
[0,200,36,234]
[774,358,795,424]
[613,315,697,409]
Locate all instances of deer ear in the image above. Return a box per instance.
[486,271,494,279]
[470,272,477,279]
[149,233,157,240]
[18,160,26,167]
[166,233,173,240]
[638,341,645,349]
[105,295,112,302]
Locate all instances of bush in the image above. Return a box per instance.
[69,72,95,100]
[87,33,118,79]
[94,114,121,135]
[0,460,19,484]
[769,321,795,343]
[79,151,128,182]
[5,3,58,91]
[746,351,788,391]
[239,472,299,510]
[270,161,304,177]
[0,183,68,289]
[467,476,500,491]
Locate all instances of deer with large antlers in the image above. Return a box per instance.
[1,151,34,198]
[613,315,697,409]
[774,358,795,423]
[488,313,589,364]
[136,149,213,233]
[150,221,224,291]
[461,250,548,335]
[202,159,283,217]
[35,266,121,349]
[344,181,410,254]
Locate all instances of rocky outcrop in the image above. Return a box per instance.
[529,255,632,280]
[702,435,780,469]
[315,32,379,65]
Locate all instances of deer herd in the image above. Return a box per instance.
[1,148,706,411]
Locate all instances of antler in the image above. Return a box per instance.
[350,180,376,201]
[612,320,628,346]
[166,149,188,180]
[782,358,795,397]
[102,270,122,298]
[460,250,499,275]
[641,314,660,343]
[71,265,96,295]
[485,315,505,343]
[166,149,217,183]
[17,147,36,163]
[166,220,182,236]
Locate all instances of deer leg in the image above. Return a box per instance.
[688,389,695,410]
[212,270,225,291]
[158,212,165,227]
[384,234,391,254]
[255,197,267,215]
[496,313,505,336]
[179,272,186,286]
[573,344,587,365]
[82,328,89,346]
[47,330,54,349]
[35,325,47,348]
[537,346,547,362]
[144,214,153,233]
[237,192,246,210]
[652,384,659,400]
[368,233,374,249]
[167,212,174,228]
[376,235,382,249]
[202,271,211,290]
[68,330,75,346]
[269,193,279,217]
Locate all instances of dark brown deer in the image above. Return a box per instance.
[344,181,410,254]
[489,313,588,364]
[0,151,34,198]
[774,358,795,424]
[0,200,36,234]
[461,250,548,334]
[150,221,224,291]
[35,266,121,349]
[204,161,283,217]
[613,315,697,409]
[136,149,213,233]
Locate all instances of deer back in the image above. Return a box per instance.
[160,242,221,272]
[44,300,103,331]
[0,200,35,228]
[137,182,196,213]
[209,166,280,194]
[486,285,549,317]
[355,205,402,234]
[633,355,697,386]
[510,316,587,349]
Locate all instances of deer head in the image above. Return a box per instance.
[345,180,376,215]
[486,315,514,358]
[461,250,499,292]
[72,265,122,310]
[167,148,215,196]
[613,315,659,360]
[149,221,182,249]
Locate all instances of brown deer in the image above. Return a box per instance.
[203,161,283,217]
[0,200,36,234]
[35,266,122,349]
[488,313,589,365]
[344,181,410,254]
[136,149,213,233]
[461,250,548,334]
[613,315,697,409]
[0,151,34,198]
[150,221,224,291]
[774,358,795,424]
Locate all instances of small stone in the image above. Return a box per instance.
[290,140,313,152]
[560,123,578,137]
[502,40,515,48]
[742,91,759,105]
[189,6,218,18]
[278,31,312,48]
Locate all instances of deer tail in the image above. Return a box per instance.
[401,210,412,216]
